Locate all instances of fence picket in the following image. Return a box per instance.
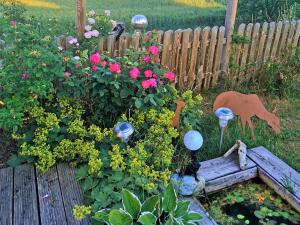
[161,30,174,69]
[293,20,300,48]
[212,26,225,86]
[188,27,201,89]
[278,21,290,54]
[172,29,183,83]
[179,29,192,90]
[270,21,283,61]
[287,20,297,46]
[264,22,276,62]
[256,22,268,62]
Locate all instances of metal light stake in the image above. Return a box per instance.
[214,107,234,150]
[114,122,134,143]
[184,130,203,170]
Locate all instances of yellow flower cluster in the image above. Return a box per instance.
[109,144,126,171]
[181,90,203,114]
[73,205,92,220]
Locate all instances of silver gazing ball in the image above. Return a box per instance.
[131,15,148,31]
[184,130,203,151]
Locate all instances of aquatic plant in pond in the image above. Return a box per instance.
[204,181,300,225]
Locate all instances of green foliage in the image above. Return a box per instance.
[92,183,202,225]
[237,0,298,23]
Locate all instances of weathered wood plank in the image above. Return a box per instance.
[37,166,68,225]
[287,20,297,46]
[161,30,174,69]
[264,22,276,61]
[293,20,300,48]
[270,21,283,61]
[197,152,256,182]
[212,26,225,86]
[188,27,201,89]
[14,164,39,225]
[204,26,218,89]
[179,29,192,90]
[278,21,290,54]
[57,164,91,225]
[204,167,258,194]
[172,29,183,84]
[258,168,300,212]
[247,146,300,199]
[256,22,268,62]
[185,198,218,225]
[195,27,210,91]
[0,167,13,225]
[248,23,261,63]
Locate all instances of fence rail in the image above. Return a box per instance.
[97,20,300,91]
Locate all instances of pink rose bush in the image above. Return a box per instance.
[129,67,140,79]
[149,45,159,56]
[109,62,121,74]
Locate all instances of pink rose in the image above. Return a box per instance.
[64,72,71,77]
[165,71,176,82]
[143,55,151,64]
[149,45,159,56]
[88,18,95,25]
[144,69,153,78]
[21,73,29,79]
[101,60,107,66]
[148,78,157,87]
[84,31,92,39]
[76,64,81,68]
[129,67,140,79]
[141,80,151,89]
[160,80,164,85]
[92,65,97,71]
[90,52,101,65]
[109,62,121,74]
[85,25,92,31]
[91,30,99,37]
[152,74,157,79]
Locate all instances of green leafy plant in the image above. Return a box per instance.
[91,183,202,225]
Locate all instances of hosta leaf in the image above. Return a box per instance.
[122,189,141,219]
[183,212,203,221]
[137,212,157,225]
[141,195,160,212]
[109,209,133,225]
[93,209,109,223]
[174,201,190,217]
[162,183,177,212]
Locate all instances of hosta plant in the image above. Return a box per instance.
[91,183,202,225]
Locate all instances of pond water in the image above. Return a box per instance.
[200,180,300,225]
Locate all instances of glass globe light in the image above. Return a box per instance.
[184,130,203,151]
[114,122,134,143]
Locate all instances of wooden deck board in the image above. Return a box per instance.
[247,146,300,199]
[14,164,39,225]
[0,167,13,225]
[36,166,68,225]
[57,164,91,225]
[197,153,256,181]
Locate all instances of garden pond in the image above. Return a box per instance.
[201,180,300,225]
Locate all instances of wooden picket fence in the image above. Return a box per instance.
[97,20,300,91]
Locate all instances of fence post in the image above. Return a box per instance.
[75,0,86,38]
[222,0,239,75]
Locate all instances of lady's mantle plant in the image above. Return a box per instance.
[73,183,202,225]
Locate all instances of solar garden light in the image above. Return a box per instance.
[214,107,234,150]
[131,15,148,33]
[183,130,203,172]
[114,122,134,143]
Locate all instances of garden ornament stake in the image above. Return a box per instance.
[214,107,234,150]
[224,140,247,170]
[131,15,148,33]
[110,22,125,41]
[114,122,134,143]
[213,91,281,141]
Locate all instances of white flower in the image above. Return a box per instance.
[91,30,100,37]
[88,10,96,17]
[104,10,111,16]
[88,18,95,25]
[76,43,79,46]
[85,25,92,31]
[58,46,63,51]
[74,56,80,60]
[84,31,92,39]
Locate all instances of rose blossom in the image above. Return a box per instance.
[91,30,100,37]
[144,69,153,78]
[143,55,151,64]
[21,73,29,79]
[64,72,71,77]
[148,78,157,87]
[101,60,107,66]
[149,45,159,56]
[85,25,92,31]
[88,18,95,25]
[141,80,151,89]
[84,31,92,39]
[92,65,97,71]
[165,71,176,82]
[109,62,121,74]
[69,37,78,44]
[90,52,101,65]
[129,67,140,79]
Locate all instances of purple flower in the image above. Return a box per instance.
[21,73,29,80]
[84,31,92,39]
[10,20,17,26]
[91,30,99,37]
[88,18,95,25]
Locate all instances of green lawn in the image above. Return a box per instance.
[20,0,226,30]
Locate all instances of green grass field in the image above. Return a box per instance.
[20,0,226,30]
